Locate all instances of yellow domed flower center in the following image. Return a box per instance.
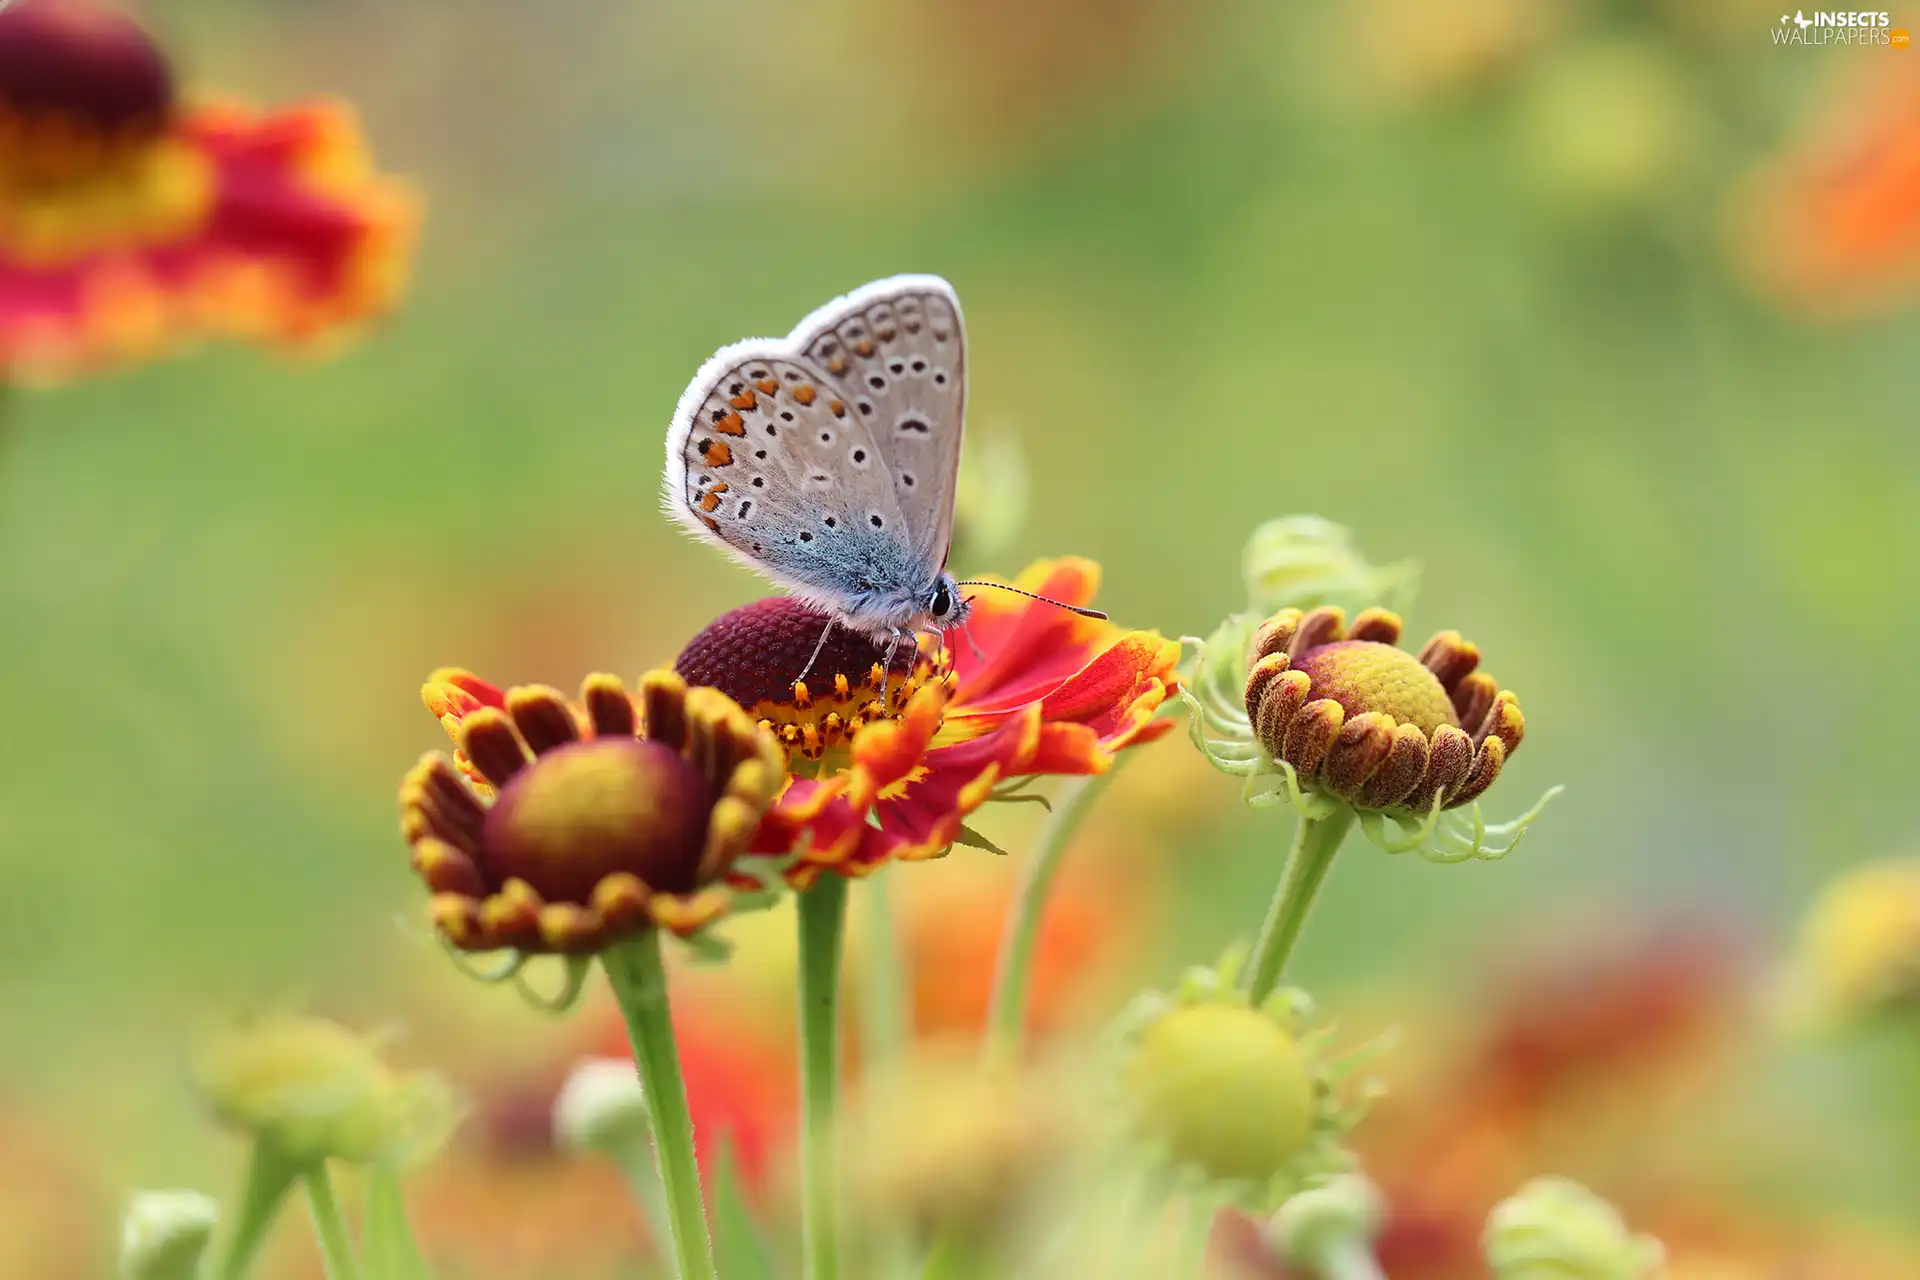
[1125,1003,1315,1183]
[1291,640,1460,734]
[480,739,713,901]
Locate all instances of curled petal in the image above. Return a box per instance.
[1287,607,1347,661]
[1345,608,1403,645]
[638,670,690,750]
[1410,724,1475,812]
[1450,736,1507,810]
[1250,610,1304,664]
[1358,723,1430,811]
[1417,631,1481,692]
[458,708,529,790]
[1451,671,1498,731]
[507,685,581,755]
[1322,712,1395,799]
[1282,699,1346,777]
[1253,669,1313,757]
[580,674,639,737]
[423,669,505,718]
[1477,690,1525,757]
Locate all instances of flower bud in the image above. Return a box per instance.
[118,1189,217,1280]
[1267,1174,1386,1270]
[193,1015,459,1166]
[1126,1001,1315,1183]
[1483,1177,1665,1280]
[551,1056,649,1154]
[1241,516,1417,618]
[1775,856,1920,1032]
[1114,971,1376,1206]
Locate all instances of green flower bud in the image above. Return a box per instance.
[551,1056,649,1154]
[193,1015,460,1166]
[1241,516,1418,619]
[119,1189,217,1280]
[1113,969,1380,1208]
[1484,1177,1665,1280]
[1269,1174,1386,1272]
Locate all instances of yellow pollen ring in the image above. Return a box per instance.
[753,652,956,762]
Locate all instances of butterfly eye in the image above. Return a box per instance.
[930,584,952,618]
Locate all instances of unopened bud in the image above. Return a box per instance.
[552,1056,649,1154]
[1484,1176,1665,1280]
[119,1189,218,1280]
[1269,1174,1386,1270]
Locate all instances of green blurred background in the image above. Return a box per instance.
[3,0,1918,1272]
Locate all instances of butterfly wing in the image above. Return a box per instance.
[789,276,966,573]
[662,341,924,627]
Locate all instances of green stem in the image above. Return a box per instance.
[1171,1199,1214,1280]
[859,871,916,1279]
[301,1165,359,1280]
[602,932,719,1280]
[1241,808,1357,1003]
[213,1142,299,1280]
[859,868,911,1068]
[797,873,850,1280]
[984,766,1123,1065]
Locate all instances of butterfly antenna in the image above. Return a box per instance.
[795,618,836,686]
[954,581,1109,620]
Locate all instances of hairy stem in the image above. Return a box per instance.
[211,1141,298,1280]
[1242,808,1356,1002]
[301,1165,359,1280]
[603,932,718,1280]
[984,766,1123,1064]
[798,874,851,1280]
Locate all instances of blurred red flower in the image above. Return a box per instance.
[0,0,416,384]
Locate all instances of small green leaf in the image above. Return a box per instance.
[361,1166,433,1280]
[953,823,1008,855]
[711,1140,780,1280]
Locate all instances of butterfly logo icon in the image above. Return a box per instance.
[663,275,1103,685]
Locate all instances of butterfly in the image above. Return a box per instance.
[662,274,1102,683]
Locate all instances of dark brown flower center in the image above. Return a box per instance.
[0,0,173,182]
[479,739,713,901]
[676,596,953,761]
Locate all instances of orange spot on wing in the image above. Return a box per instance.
[713,411,746,436]
[827,356,849,375]
[730,390,757,410]
[829,400,846,418]
[793,385,817,405]
[697,483,729,514]
[701,515,719,532]
[853,338,875,357]
[702,441,734,467]
[754,377,779,395]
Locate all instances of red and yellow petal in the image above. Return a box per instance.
[842,680,952,811]
[1,96,417,384]
[953,558,1113,709]
[844,705,1045,872]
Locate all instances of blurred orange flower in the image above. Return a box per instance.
[1730,65,1920,317]
[676,557,1181,886]
[1220,923,1920,1279]
[0,0,416,384]
[0,1105,106,1279]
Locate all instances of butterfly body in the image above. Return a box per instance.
[662,275,972,646]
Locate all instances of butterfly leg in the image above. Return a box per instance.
[796,617,837,687]
[958,619,986,664]
[879,626,906,708]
